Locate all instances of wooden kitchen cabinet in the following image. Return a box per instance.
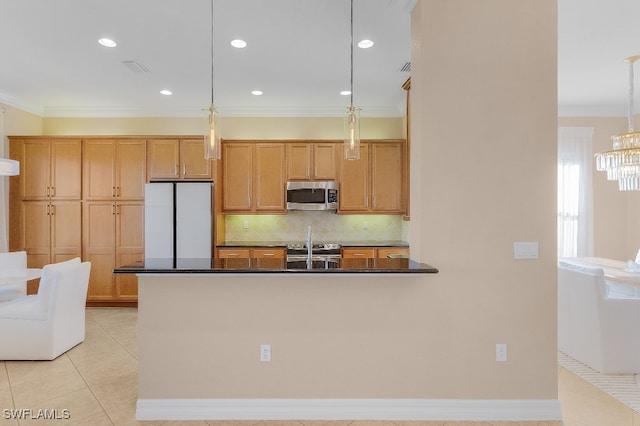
[83,200,144,302]
[376,247,410,258]
[222,141,286,213]
[287,142,338,181]
[342,247,377,258]
[342,247,409,258]
[218,248,285,258]
[82,138,145,303]
[9,137,82,293]
[14,138,82,200]
[83,139,146,200]
[339,144,369,211]
[339,141,405,214]
[147,138,212,181]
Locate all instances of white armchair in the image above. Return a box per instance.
[558,261,640,374]
[0,251,27,302]
[0,257,91,360]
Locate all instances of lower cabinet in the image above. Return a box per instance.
[83,201,144,303]
[218,247,285,258]
[18,200,82,293]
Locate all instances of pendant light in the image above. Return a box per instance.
[0,108,19,176]
[204,0,220,160]
[344,0,361,160]
[595,56,640,190]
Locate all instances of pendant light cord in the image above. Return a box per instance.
[210,0,215,107]
[349,0,354,108]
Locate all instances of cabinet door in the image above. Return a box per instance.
[222,143,253,211]
[83,202,116,301]
[254,143,286,212]
[147,139,180,180]
[313,143,338,180]
[21,201,50,268]
[117,139,147,200]
[50,201,82,260]
[339,144,369,212]
[287,143,312,180]
[115,201,144,301]
[20,139,50,200]
[83,139,116,200]
[371,143,403,212]
[180,139,212,179]
[51,139,82,200]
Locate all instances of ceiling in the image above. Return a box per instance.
[1,0,639,119]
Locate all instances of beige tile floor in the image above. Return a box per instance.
[0,307,637,425]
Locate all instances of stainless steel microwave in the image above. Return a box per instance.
[286,181,338,211]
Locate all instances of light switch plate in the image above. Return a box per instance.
[513,242,538,259]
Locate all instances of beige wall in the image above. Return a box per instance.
[410,0,558,398]
[558,116,640,260]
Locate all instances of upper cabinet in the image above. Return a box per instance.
[83,139,146,201]
[287,142,338,181]
[222,141,286,213]
[147,138,212,181]
[339,140,406,214]
[14,138,82,200]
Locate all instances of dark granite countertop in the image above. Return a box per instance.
[114,258,437,274]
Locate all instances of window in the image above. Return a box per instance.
[557,127,594,258]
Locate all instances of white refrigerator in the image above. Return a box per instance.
[144,182,213,259]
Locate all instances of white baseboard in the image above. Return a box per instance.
[136,398,562,421]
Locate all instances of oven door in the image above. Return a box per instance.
[286,255,340,269]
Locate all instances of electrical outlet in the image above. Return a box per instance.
[260,344,271,362]
[243,220,249,229]
[363,221,369,230]
[496,343,507,362]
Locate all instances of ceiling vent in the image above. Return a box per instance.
[121,61,151,73]
[399,61,411,72]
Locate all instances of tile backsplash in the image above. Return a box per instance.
[225,211,408,243]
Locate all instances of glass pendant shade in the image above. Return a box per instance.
[344,105,360,160]
[595,56,640,191]
[204,105,220,160]
[0,159,19,176]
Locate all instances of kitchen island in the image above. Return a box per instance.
[114,258,439,421]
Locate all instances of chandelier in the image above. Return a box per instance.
[595,56,640,191]
[344,0,361,160]
[204,0,220,160]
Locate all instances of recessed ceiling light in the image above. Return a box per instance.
[340,90,352,96]
[230,39,247,48]
[357,39,374,49]
[251,90,263,96]
[98,38,117,48]
[160,89,173,96]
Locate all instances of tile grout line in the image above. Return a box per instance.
[65,315,116,426]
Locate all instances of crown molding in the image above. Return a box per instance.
[39,105,405,118]
[0,92,43,117]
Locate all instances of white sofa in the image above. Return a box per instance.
[558,260,640,374]
[0,258,91,360]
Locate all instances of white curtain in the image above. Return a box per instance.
[558,127,594,258]
[0,108,7,253]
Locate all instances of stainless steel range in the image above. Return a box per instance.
[286,242,341,269]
